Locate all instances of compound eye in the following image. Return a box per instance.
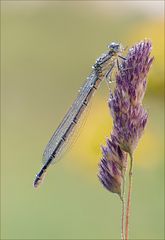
[108,42,119,50]
[108,43,114,49]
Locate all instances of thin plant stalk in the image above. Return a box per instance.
[120,192,125,239]
[120,196,125,240]
[120,167,126,240]
[125,153,133,240]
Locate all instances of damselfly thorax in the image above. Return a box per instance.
[34,42,125,188]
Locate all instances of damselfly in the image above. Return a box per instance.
[34,42,125,188]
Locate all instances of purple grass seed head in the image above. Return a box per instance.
[98,40,153,193]
[98,138,127,195]
[109,40,154,154]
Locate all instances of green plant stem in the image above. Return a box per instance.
[120,168,126,240]
[125,153,133,240]
[120,195,125,240]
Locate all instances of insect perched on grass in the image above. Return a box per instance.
[33,42,126,188]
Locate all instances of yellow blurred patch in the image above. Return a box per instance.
[69,95,112,169]
[134,130,163,168]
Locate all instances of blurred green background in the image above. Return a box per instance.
[1,1,164,239]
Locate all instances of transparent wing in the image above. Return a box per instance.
[42,71,98,165]
[49,95,93,164]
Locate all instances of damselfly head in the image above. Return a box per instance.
[108,42,123,54]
